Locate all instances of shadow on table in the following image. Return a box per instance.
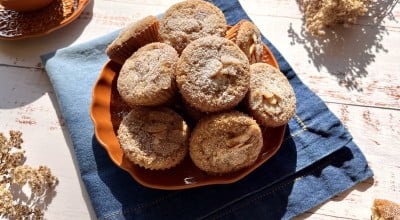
[287,0,398,92]
[9,180,57,216]
[46,84,98,218]
[294,176,375,219]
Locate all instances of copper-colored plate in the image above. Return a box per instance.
[0,0,90,40]
[90,43,285,190]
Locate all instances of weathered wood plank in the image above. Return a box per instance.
[0,0,183,66]
[294,103,400,219]
[242,0,400,28]
[0,66,95,219]
[0,1,398,219]
[1,12,399,112]
[250,15,400,109]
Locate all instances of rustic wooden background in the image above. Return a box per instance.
[0,0,399,219]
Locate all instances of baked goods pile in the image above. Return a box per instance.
[106,0,296,175]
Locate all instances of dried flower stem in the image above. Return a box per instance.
[0,130,58,219]
[298,0,372,36]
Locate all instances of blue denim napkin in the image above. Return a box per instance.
[41,0,373,219]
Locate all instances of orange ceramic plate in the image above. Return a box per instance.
[0,0,90,40]
[90,43,285,190]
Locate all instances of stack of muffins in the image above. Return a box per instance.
[106,0,296,175]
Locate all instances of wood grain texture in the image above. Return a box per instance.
[0,0,398,219]
[0,66,95,219]
[240,1,400,219]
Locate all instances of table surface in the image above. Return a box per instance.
[0,0,399,219]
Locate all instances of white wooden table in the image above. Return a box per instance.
[0,0,398,219]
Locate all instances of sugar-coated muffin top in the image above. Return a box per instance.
[247,63,296,127]
[234,20,264,63]
[189,111,263,174]
[176,36,250,112]
[118,107,189,170]
[117,42,179,106]
[159,0,227,53]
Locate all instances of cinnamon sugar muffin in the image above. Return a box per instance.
[176,36,250,112]
[159,0,227,53]
[117,42,179,107]
[106,15,160,65]
[117,107,190,170]
[189,111,263,174]
[247,63,296,127]
[226,19,264,64]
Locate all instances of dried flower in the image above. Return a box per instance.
[298,0,372,36]
[0,184,14,216]
[13,165,59,196]
[0,130,58,219]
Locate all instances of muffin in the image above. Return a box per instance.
[246,63,296,127]
[226,19,264,64]
[159,0,227,53]
[117,107,190,170]
[189,111,263,174]
[176,36,250,113]
[117,42,179,107]
[106,15,160,65]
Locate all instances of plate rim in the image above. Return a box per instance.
[0,0,90,40]
[90,42,285,190]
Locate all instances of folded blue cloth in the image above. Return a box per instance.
[41,0,373,219]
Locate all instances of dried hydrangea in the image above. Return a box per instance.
[0,130,58,219]
[298,0,372,36]
[0,184,14,216]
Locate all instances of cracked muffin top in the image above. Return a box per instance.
[118,107,189,170]
[176,36,250,113]
[159,0,227,53]
[189,111,263,174]
[117,42,179,107]
[247,63,296,127]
